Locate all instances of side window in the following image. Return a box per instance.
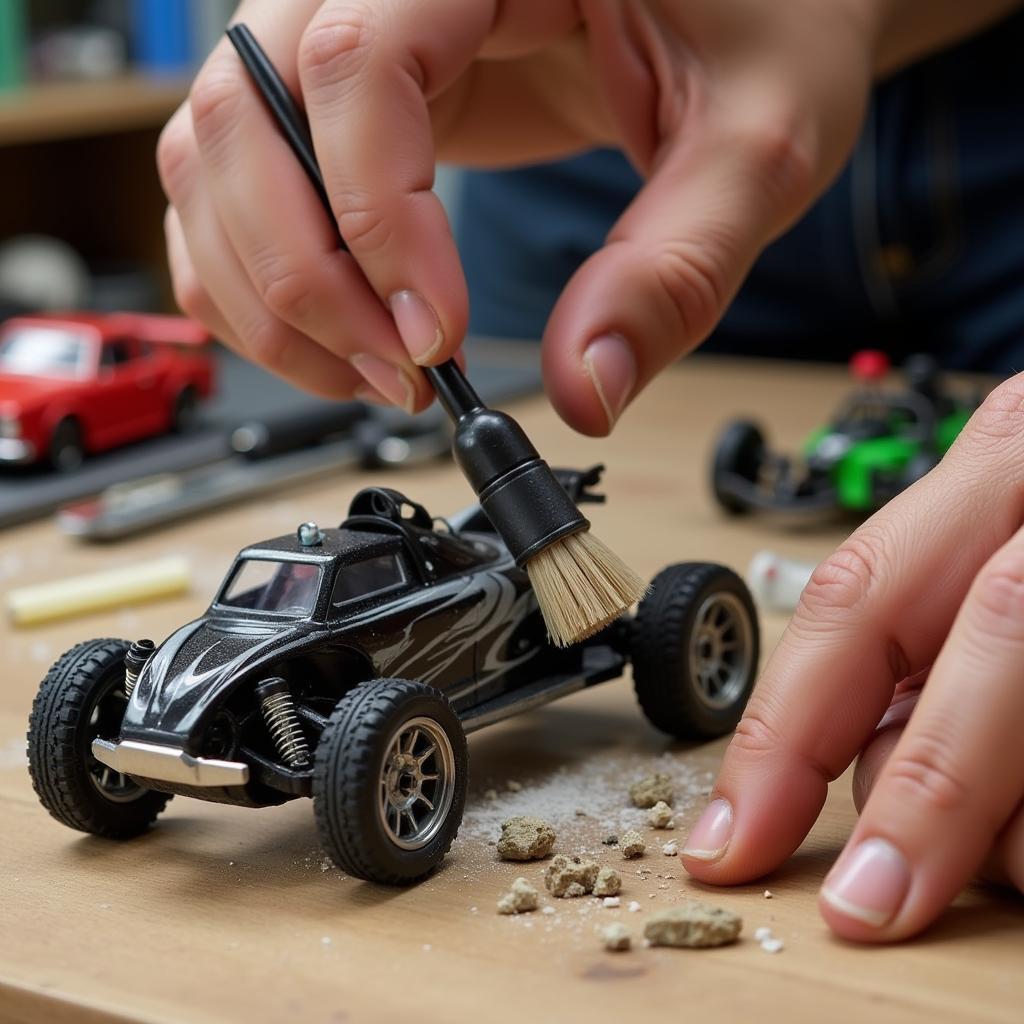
[100,339,134,370]
[331,553,405,608]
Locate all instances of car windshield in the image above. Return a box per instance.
[0,326,92,379]
[219,558,323,617]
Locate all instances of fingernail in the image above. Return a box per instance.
[349,354,416,414]
[821,837,910,928]
[681,798,733,862]
[390,290,443,365]
[582,334,636,430]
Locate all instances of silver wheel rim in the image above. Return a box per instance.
[87,681,146,804]
[688,591,754,711]
[377,716,455,851]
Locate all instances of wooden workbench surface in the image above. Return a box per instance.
[0,358,1020,1024]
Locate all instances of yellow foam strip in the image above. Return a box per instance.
[7,556,191,626]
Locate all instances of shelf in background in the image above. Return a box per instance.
[0,74,188,146]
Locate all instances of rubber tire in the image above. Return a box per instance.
[171,386,200,433]
[313,679,468,885]
[711,420,765,515]
[48,417,85,473]
[632,563,759,740]
[27,638,171,837]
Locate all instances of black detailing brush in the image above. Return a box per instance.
[226,24,646,645]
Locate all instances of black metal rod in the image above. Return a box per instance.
[226,23,469,414]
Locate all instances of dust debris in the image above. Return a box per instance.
[648,801,675,829]
[542,906,556,916]
[662,840,679,857]
[601,923,632,952]
[754,926,784,952]
[763,890,773,899]
[321,936,332,946]
[628,901,642,913]
[602,897,621,909]
[320,858,334,872]
[484,788,498,801]
[544,854,600,897]
[507,780,523,792]
[620,830,646,859]
[593,866,622,897]
[497,877,540,915]
[575,808,588,817]
[602,834,619,846]
[629,773,674,809]
[644,903,742,949]
[496,816,556,861]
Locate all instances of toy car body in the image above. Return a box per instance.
[712,353,980,517]
[0,312,214,470]
[28,469,759,885]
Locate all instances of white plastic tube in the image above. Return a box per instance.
[7,556,191,626]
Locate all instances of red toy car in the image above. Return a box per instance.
[0,313,215,471]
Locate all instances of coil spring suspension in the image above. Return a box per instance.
[255,678,309,767]
[123,639,155,698]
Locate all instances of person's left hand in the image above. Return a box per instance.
[680,376,1024,941]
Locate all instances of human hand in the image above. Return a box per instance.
[159,0,880,421]
[680,377,1024,941]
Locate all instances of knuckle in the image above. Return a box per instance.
[333,193,393,256]
[156,111,196,202]
[884,728,971,816]
[800,535,879,618]
[961,375,1024,449]
[170,272,209,324]
[730,705,784,759]
[189,60,243,149]
[969,549,1024,639]
[249,255,317,324]
[300,3,376,88]
[649,241,729,342]
[244,320,299,376]
[735,121,815,210]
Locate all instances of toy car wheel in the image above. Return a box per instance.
[711,420,765,515]
[171,386,200,433]
[48,416,85,472]
[313,679,468,885]
[632,563,759,739]
[27,638,171,837]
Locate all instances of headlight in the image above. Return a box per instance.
[0,417,21,439]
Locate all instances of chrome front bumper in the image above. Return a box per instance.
[92,738,250,788]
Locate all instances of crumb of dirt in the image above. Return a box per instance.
[601,923,632,952]
[644,903,742,949]
[593,866,622,897]
[602,834,619,846]
[497,877,540,915]
[507,780,522,792]
[628,901,641,913]
[648,801,675,829]
[484,788,498,801]
[754,927,771,941]
[603,897,621,909]
[575,808,588,817]
[496,815,557,861]
[320,858,334,872]
[763,890,773,899]
[662,840,679,857]
[620,830,646,859]
[629,773,674,809]
[542,906,555,916]
[761,937,784,953]
[544,854,600,897]
[470,907,478,913]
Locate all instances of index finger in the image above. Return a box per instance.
[681,379,1024,883]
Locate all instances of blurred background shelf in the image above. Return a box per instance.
[0,73,186,146]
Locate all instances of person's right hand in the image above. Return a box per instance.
[158,0,1013,427]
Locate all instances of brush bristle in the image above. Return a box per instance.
[526,530,649,648]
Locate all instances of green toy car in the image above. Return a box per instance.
[712,352,981,517]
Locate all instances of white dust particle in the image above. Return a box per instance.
[603,897,621,908]
[662,841,678,857]
[628,901,641,913]
[321,936,332,946]
[542,906,556,916]
[761,937,784,954]
[763,890,773,899]
[422,944,432,952]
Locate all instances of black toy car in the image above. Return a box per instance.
[711,352,980,518]
[27,468,759,885]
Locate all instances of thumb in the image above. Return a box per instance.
[542,110,820,436]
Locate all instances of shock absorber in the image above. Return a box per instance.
[255,678,310,768]
[123,639,155,698]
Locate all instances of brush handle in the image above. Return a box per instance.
[226,23,477,420]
